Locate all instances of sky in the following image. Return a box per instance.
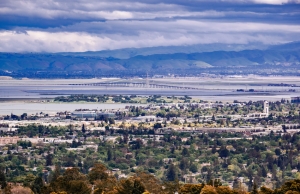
[0,0,300,52]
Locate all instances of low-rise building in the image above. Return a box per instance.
[0,136,20,145]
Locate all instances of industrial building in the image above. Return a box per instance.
[71,111,115,119]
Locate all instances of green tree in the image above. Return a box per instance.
[219,146,230,158]
[179,159,188,171]
[46,152,53,166]
[31,176,44,194]
[108,118,115,124]
[153,123,162,129]
[189,164,198,173]
[181,148,190,157]
[0,169,7,190]
[82,124,86,133]
[166,164,177,181]
[50,165,61,189]
[107,149,112,161]
[53,168,89,194]
[24,174,36,187]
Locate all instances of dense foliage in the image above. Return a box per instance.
[2,164,300,193]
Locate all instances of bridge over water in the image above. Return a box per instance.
[69,82,200,90]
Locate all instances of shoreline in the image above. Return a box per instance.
[0,98,54,103]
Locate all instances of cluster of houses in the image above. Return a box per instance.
[0,100,287,149]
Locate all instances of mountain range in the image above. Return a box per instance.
[0,42,299,76]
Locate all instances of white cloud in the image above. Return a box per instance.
[0,1,182,20]
[252,0,298,4]
[0,21,299,52]
[222,0,299,4]
[55,19,300,35]
[0,0,300,52]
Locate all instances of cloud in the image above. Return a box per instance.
[251,0,299,4]
[0,0,300,52]
[0,19,299,52]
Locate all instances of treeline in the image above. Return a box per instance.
[54,94,139,103]
[55,95,110,103]
[1,163,300,194]
[54,94,193,104]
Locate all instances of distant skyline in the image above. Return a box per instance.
[0,0,300,52]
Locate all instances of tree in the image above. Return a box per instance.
[21,113,27,120]
[52,168,89,194]
[163,180,180,194]
[153,123,162,129]
[50,165,61,189]
[134,139,143,150]
[189,164,198,173]
[200,185,217,194]
[88,163,109,184]
[116,177,145,194]
[219,146,230,158]
[259,186,273,194]
[0,169,7,190]
[232,178,241,189]
[31,176,44,194]
[107,149,112,161]
[108,118,115,124]
[262,166,268,178]
[179,158,188,171]
[215,186,235,194]
[251,181,258,194]
[46,152,53,166]
[94,176,117,194]
[275,148,281,156]
[2,184,12,194]
[82,124,86,133]
[135,172,163,194]
[67,180,91,194]
[206,169,213,183]
[166,164,177,181]
[212,115,216,121]
[132,178,146,194]
[276,179,300,193]
[207,179,222,187]
[179,183,204,194]
[181,148,190,157]
[24,174,36,187]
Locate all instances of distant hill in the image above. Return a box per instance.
[0,42,299,76]
[268,41,300,51]
[58,43,268,59]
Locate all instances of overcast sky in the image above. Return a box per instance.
[0,0,300,52]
